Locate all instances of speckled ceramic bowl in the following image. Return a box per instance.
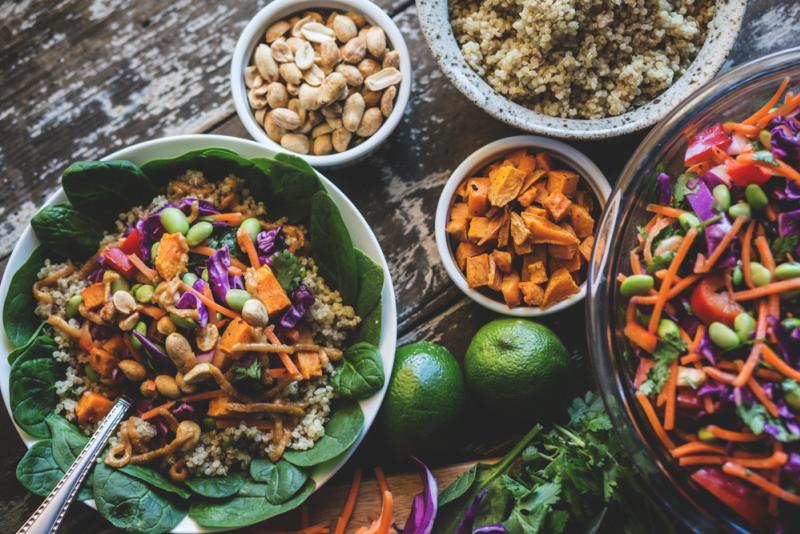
[416,0,746,139]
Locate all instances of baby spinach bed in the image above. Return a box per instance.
[2,149,385,533]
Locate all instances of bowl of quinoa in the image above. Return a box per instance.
[416,0,746,139]
[0,135,396,533]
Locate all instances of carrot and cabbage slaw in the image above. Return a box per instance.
[620,78,800,530]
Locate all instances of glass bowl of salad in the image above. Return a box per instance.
[588,47,800,533]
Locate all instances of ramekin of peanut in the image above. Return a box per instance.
[231,0,411,168]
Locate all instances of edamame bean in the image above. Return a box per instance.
[84,364,99,382]
[712,184,731,212]
[186,221,214,246]
[750,262,772,287]
[65,295,83,318]
[151,242,160,260]
[240,218,261,243]
[134,284,154,303]
[728,202,751,221]
[785,388,800,413]
[182,272,199,286]
[160,207,190,235]
[775,262,800,281]
[759,129,772,150]
[202,417,216,431]
[201,268,209,282]
[130,321,147,349]
[111,278,130,293]
[732,264,743,286]
[657,319,680,340]
[709,321,740,350]
[734,312,756,342]
[783,318,800,330]
[169,313,196,330]
[620,274,654,297]
[225,289,252,311]
[745,184,768,211]
[698,427,716,442]
[679,213,702,232]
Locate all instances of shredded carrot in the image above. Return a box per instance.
[680,452,787,469]
[698,216,747,273]
[645,204,685,219]
[756,91,800,129]
[630,250,643,275]
[702,366,738,385]
[664,360,678,430]
[680,353,702,365]
[648,227,698,333]
[139,305,167,320]
[762,345,800,382]
[755,368,785,382]
[722,122,760,137]
[624,321,657,353]
[191,246,249,271]
[128,253,158,281]
[679,455,725,466]
[706,425,764,443]
[741,152,800,186]
[723,461,800,505]
[733,277,800,301]
[374,466,389,495]
[265,327,301,378]
[180,389,225,402]
[180,282,240,320]
[672,442,727,458]
[636,392,676,450]
[733,301,767,388]
[686,160,712,176]
[755,235,780,317]
[209,213,245,225]
[229,265,243,277]
[334,468,363,534]
[375,491,394,534]
[743,77,789,125]
[748,376,779,418]
[742,219,756,288]
[142,401,175,420]
[769,443,784,516]
[237,228,261,269]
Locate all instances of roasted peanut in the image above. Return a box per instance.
[343,92,365,132]
[333,14,357,42]
[341,37,367,64]
[155,375,181,399]
[313,134,333,155]
[332,128,352,152]
[271,107,302,130]
[335,64,363,87]
[254,43,279,82]
[317,72,347,107]
[356,107,382,137]
[264,111,287,141]
[281,133,310,154]
[357,58,380,78]
[266,20,290,43]
[319,40,341,69]
[294,41,315,70]
[383,50,400,69]
[279,62,303,85]
[365,26,386,58]
[298,83,322,110]
[380,85,396,117]
[118,359,146,382]
[266,82,289,109]
[270,38,293,63]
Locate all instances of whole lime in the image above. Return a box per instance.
[464,319,569,404]
[378,341,465,456]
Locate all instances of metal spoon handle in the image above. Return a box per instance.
[17,396,131,534]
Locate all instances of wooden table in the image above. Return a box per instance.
[1,0,798,531]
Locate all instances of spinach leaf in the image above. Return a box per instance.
[185,472,246,499]
[251,153,324,223]
[309,191,358,305]
[62,160,154,224]
[8,333,56,366]
[250,459,309,504]
[46,415,87,471]
[10,355,59,438]
[121,464,193,499]
[3,247,46,348]
[189,479,315,528]
[283,399,364,467]
[141,148,267,189]
[353,249,383,318]
[351,297,382,346]
[16,440,91,501]
[332,342,384,400]
[31,202,104,259]
[270,250,306,291]
[93,462,186,534]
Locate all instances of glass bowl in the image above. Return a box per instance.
[588,47,800,533]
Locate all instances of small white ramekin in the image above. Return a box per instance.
[435,135,611,317]
[231,0,411,169]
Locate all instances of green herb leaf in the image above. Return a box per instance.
[672,173,699,207]
[332,342,384,400]
[438,464,477,506]
[230,358,262,383]
[737,400,800,442]
[206,227,241,259]
[752,150,778,166]
[646,252,675,275]
[638,333,687,396]
[772,235,799,262]
[269,250,306,291]
[3,247,46,348]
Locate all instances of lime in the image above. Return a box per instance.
[464,319,569,404]
[378,341,465,455]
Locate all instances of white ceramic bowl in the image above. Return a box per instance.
[0,135,398,533]
[231,0,412,169]
[435,135,611,316]
[416,0,746,139]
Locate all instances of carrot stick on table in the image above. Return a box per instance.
[334,468,363,534]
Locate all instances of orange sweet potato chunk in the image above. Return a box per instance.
[81,282,106,309]
[155,232,189,280]
[542,268,581,308]
[468,217,493,244]
[546,170,581,197]
[297,351,323,379]
[487,256,503,291]
[579,236,595,261]
[490,250,513,273]
[488,165,526,207]
[505,149,537,175]
[550,253,582,273]
[575,189,594,210]
[219,318,254,359]
[455,242,486,270]
[517,187,537,208]
[535,152,552,171]
[207,396,233,417]
[542,191,572,222]
[466,254,491,288]
[527,261,548,284]
[451,203,470,221]
[467,178,490,216]
[446,217,468,242]
[76,392,114,425]
[548,225,578,259]
[245,265,291,315]
[89,347,119,378]
[519,281,544,306]
[500,272,522,307]
[525,215,580,245]
[509,212,532,246]
[569,204,595,238]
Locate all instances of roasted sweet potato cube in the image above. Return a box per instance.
[245,265,291,315]
[522,206,548,220]
[446,217,468,242]
[535,187,550,205]
[491,250,513,273]
[505,149,536,175]
[521,250,547,282]
[527,260,548,284]
[76,392,114,425]
[450,202,470,221]
[219,317,254,359]
[548,225,577,259]
[542,191,572,222]
[466,254,491,288]
[546,170,581,197]
[456,180,469,199]
[207,396,232,417]
[81,282,106,309]
[519,281,544,306]
[88,347,119,378]
[297,351,323,379]
[542,268,581,308]
[525,215,580,245]
[477,212,507,246]
[579,236,595,261]
[468,217,493,243]
[498,213,511,249]
[487,256,503,291]
[500,272,522,307]
[575,189,594,210]
[488,165,526,207]
[550,253,582,273]
[569,204,595,238]
[509,212,532,246]
[155,232,189,281]
[520,169,547,194]
[535,152,552,171]
[517,187,537,208]
[467,178,490,216]
[455,241,486,270]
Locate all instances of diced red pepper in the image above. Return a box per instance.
[685,124,732,166]
[101,247,136,279]
[726,159,772,187]
[690,276,744,328]
[119,229,141,256]
[691,468,769,531]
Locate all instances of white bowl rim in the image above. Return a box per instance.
[231,0,412,168]
[416,0,747,139]
[0,134,398,533]
[435,135,611,317]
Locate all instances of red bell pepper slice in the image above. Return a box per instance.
[727,159,772,187]
[691,468,769,531]
[119,229,141,256]
[101,247,136,279]
[685,124,732,166]
[690,276,744,328]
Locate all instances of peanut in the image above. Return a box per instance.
[313,134,333,155]
[356,107,382,137]
[281,133,310,154]
[343,92,365,132]
[332,128,352,152]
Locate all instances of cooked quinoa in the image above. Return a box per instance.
[449,0,716,118]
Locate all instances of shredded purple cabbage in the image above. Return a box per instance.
[454,489,487,534]
[402,458,437,534]
[770,121,800,166]
[131,330,174,370]
[171,402,195,420]
[783,452,800,484]
[778,208,800,238]
[256,227,285,257]
[279,285,315,329]
[207,246,232,302]
[152,417,170,439]
[135,214,166,262]
[685,179,736,268]
[172,198,219,216]
[656,172,672,205]
[176,290,208,328]
[701,165,731,189]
